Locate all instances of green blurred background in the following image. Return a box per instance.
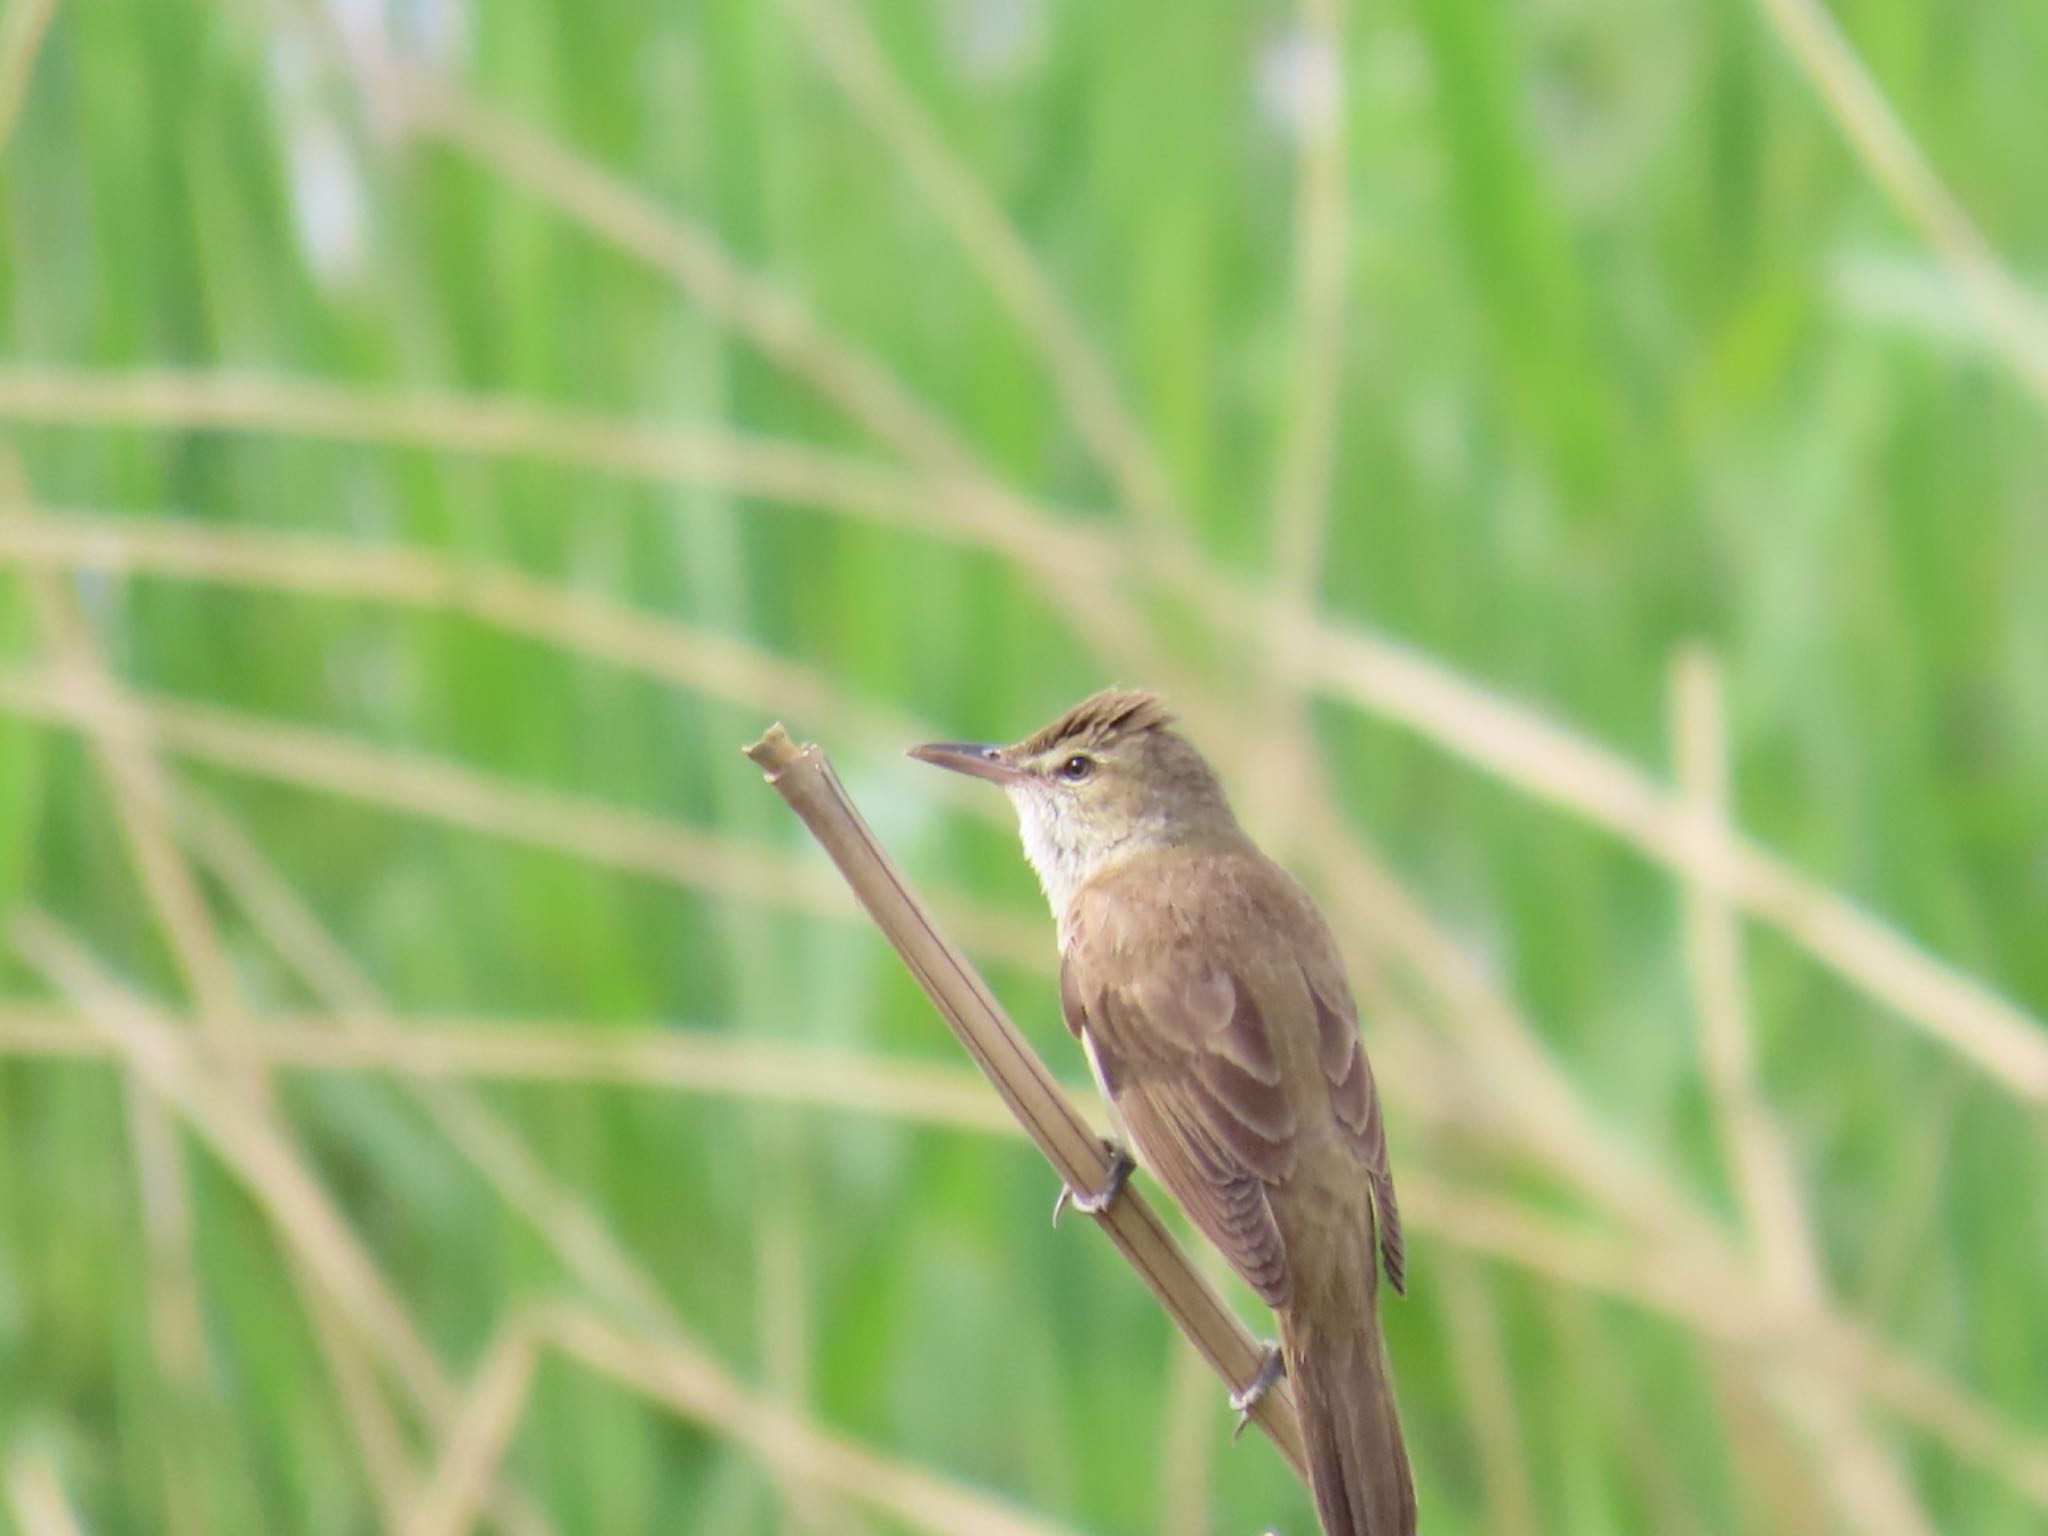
[0,0,2043,1532]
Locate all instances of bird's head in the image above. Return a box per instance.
[910,688,1240,915]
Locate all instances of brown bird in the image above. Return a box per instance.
[911,688,1414,1536]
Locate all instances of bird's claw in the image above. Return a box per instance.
[1229,1345,1286,1440]
[1052,1143,1134,1227]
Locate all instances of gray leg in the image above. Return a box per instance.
[1229,1345,1286,1440]
[1052,1143,1135,1227]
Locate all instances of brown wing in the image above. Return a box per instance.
[1061,949,1298,1307]
[1303,962,1405,1294]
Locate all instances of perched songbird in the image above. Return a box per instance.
[911,689,1415,1536]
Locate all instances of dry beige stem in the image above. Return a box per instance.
[1267,0,1350,611]
[1750,0,2048,408]
[0,368,1032,553]
[743,723,1309,1480]
[10,912,560,1536]
[0,508,1012,839]
[0,0,59,152]
[1674,650,1935,1536]
[4,1443,88,1536]
[2,364,2035,1113]
[779,0,1181,536]
[544,1306,1082,1536]
[403,1318,544,1536]
[170,784,862,1536]
[4,452,428,1533]
[0,1007,1029,1133]
[0,664,1047,973]
[1434,1258,1540,1536]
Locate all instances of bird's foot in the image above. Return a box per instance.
[1229,1345,1287,1441]
[1052,1142,1134,1228]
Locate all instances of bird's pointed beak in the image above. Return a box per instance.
[907,740,1027,786]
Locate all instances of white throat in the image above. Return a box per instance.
[1012,791,1087,931]
[1007,786,1157,945]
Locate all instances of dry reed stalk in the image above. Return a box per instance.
[0,367,1068,560]
[19,574,426,1530]
[170,788,861,1536]
[385,78,983,486]
[0,1002,1772,1330]
[6,914,561,1536]
[0,0,59,151]
[4,366,2034,1114]
[0,508,1007,831]
[1433,1257,1540,1536]
[1707,1352,1840,1535]
[403,1318,543,1536]
[0,510,854,719]
[1245,57,1360,876]
[1271,607,2048,1105]
[1283,664,2032,1515]
[778,0,1182,535]
[4,421,2031,1515]
[174,787,675,1328]
[14,463,391,1531]
[1673,651,1818,1298]
[4,1445,88,1536]
[0,1000,1731,1330]
[1674,650,1935,1536]
[0,665,1049,973]
[0,1008,1031,1133]
[10,915,453,1413]
[1816,1322,2048,1507]
[2,657,2025,1500]
[744,723,1311,1479]
[543,1307,1085,1536]
[0,465,221,1536]
[1267,0,1350,611]
[1152,1335,1220,1536]
[1221,650,1954,1532]
[1749,0,2048,408]
[1540,1292,1724,1536]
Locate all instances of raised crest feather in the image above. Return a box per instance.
[1016,688,1176,756]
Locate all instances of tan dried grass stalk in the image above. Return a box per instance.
[1750,0,2048,408]
[543,1306,1084,1536]
[4,456,423,1532]
[0,1008,1028,1134]
[2,365,2035,1112]
[744,724,1310,1479]
[779,0,1181,535]
[0,664,1048,973]
[1674,651,1935,1536]
[0,0,59,152]
[10,913,561,1536]
[4,1444,88,1536]
[403,1319,543,1536]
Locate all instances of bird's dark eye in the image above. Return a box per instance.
[1059,754,1094,782]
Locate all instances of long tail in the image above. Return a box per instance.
[1279,1301,1415,1536]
